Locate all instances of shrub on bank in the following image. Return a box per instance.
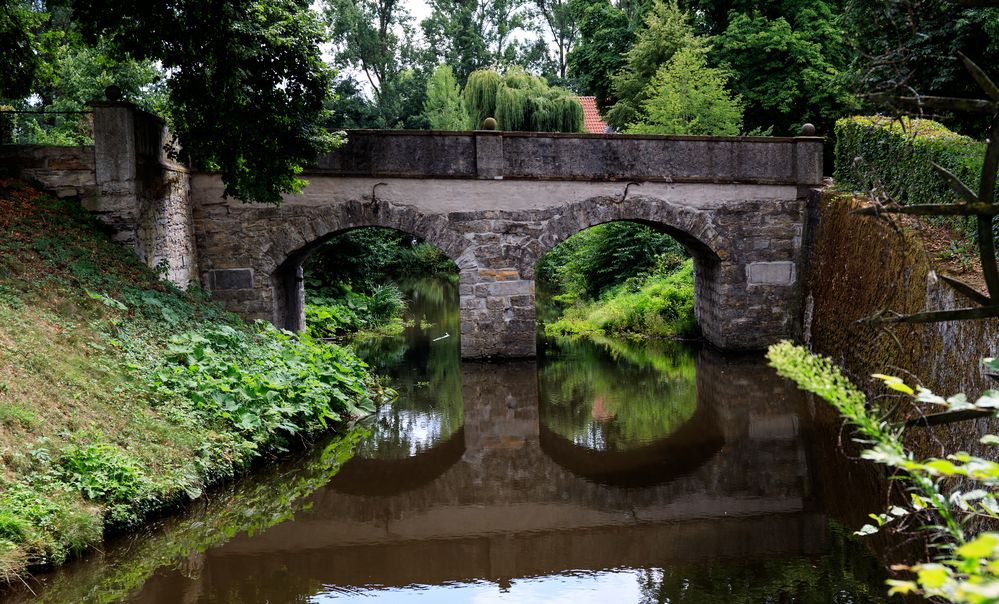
[0,179,380,584]
[305,283,406,338]
[545,259,697,339]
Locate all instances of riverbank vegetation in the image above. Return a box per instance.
[303,228,457,339]
[0,179,382,584]
[538,222,697,339]
[770,343,999,603]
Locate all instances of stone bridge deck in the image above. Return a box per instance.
[3,104,823,358]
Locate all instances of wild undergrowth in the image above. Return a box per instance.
[544,258,697,339]
[305,283,407,339]
[538,222,697,340]
[769,342,999,603]
[0,179,382,584]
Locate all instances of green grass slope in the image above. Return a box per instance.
[0,179,380,584]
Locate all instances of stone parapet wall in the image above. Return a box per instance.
[314,129,823,187]
[0,144,97,201]
[0,105,198,288]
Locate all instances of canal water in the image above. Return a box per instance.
[13,277,891,603]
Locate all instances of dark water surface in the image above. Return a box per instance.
[12,277,891,603]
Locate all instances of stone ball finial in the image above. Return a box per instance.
[104,85,123,102]
[799,123,816,136]
[481,117,497,131]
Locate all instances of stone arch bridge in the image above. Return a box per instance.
[3,103,822,358]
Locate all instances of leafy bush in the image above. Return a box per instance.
[538,221,688,306]
[769,342,999,603]
[304,228,457,297]
[834,116,991,236]
[305,283,406,338]
[155,323,374,447]
[546,259,697,338]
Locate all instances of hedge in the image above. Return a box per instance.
[834,115,991,208]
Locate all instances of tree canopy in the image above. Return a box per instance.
[464,68,583,132]
[423,65,468,130]
[604,0,707,130]
[626,46,742,135]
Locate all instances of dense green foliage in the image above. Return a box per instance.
[70,0,339,203]
[423,65,468,130]
[625,46,742,135]
[0,180,379,581]
[421,0,535,83]
[1,2,166,145]
[303,228,456,340]
[834,115,993,246]
[305,228,457,298]
[306,284,407,338]
[843,0,999,137]
[0,2,48,100]
[463,68,583,132]
[567,0,635,111]
[537,222,696,339]
[769,342,999,603]
[835,116,990,207]
[604,0,707,130]
[545,259,697,338]
[538,221,687,304]
[706,0,854,136]
[325,0,429,129]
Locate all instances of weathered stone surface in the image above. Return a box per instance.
[210,268,254,290]
[5,119,817,358]
[747,261,796,285]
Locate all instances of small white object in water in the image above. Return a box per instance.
[432,332,450,342]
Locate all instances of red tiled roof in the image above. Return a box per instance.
[578,96,608,134]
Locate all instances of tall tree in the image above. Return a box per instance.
[464,68,583,132]
[423,65,468,129]
[604,0,706,130]
[326,0,423,127]
[0,0,45,99]
[711,1,855,135]
[567,0,635,111]
[421,0,532,82]
[532,0,579,81]
[626,46,742,135]
[72,0,338,204]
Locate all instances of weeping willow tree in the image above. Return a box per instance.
[463,70,501,129]
[463,68,583,132]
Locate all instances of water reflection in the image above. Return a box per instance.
[539,337,699,452]
[9,276,889,603]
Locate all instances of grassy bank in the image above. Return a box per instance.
[0,179,382,584]
[544,258,697,339]
[537,222,697,340]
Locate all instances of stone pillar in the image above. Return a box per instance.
[87,100,198,288]
[89,102,142,252]
[459,267,537,359]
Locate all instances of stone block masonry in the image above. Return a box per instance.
[5,108,821,358]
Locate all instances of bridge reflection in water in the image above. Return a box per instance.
[119,331,883,602]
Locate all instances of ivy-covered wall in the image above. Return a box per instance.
[804,190,999,454]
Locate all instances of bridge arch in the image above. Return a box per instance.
[266,200,469,332]
[526,194,726,337]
